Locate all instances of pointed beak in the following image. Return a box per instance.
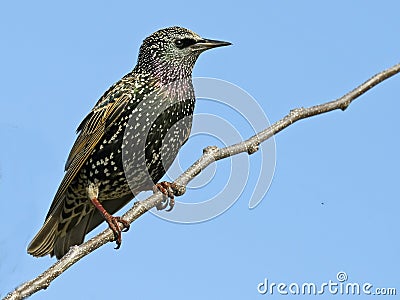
[191,38,232,51]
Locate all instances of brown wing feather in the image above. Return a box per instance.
[47,94,131,218]
[28,73,144,257]
[28,91,131,257]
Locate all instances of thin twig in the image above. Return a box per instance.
[4,62,400,300]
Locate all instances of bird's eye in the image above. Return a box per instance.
[174,38,197,49]
[175,39,184,48]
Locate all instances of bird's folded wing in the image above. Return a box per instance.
[45,91,132,219]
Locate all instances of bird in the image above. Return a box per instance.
[27,26,231,259]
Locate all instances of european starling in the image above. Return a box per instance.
[27,26,231,259]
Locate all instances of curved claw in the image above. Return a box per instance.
[165,198,175,212]
[156,198,169,210]
[88,195,130,250]
[153,181,180,211]
[116,217,130,232]
[104,215,130,250]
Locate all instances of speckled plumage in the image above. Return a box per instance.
[27,26,230,259]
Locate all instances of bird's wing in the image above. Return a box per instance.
[28,83,133,257]
[45,82,133,219]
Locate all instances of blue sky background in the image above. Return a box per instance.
[1,1,399,299]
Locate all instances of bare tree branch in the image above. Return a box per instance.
[4,62,400,300]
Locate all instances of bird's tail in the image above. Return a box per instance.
[27,200,94,259]
[27,203,62,257]
[28,195,132,259]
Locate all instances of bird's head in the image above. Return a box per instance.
[134,26,231,83]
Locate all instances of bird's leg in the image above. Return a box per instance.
[153,182,185,211]
[86,183,130,249]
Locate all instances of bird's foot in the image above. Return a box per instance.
[104,214,130,249]
[153,182,185,211]
[87,192,130,250]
